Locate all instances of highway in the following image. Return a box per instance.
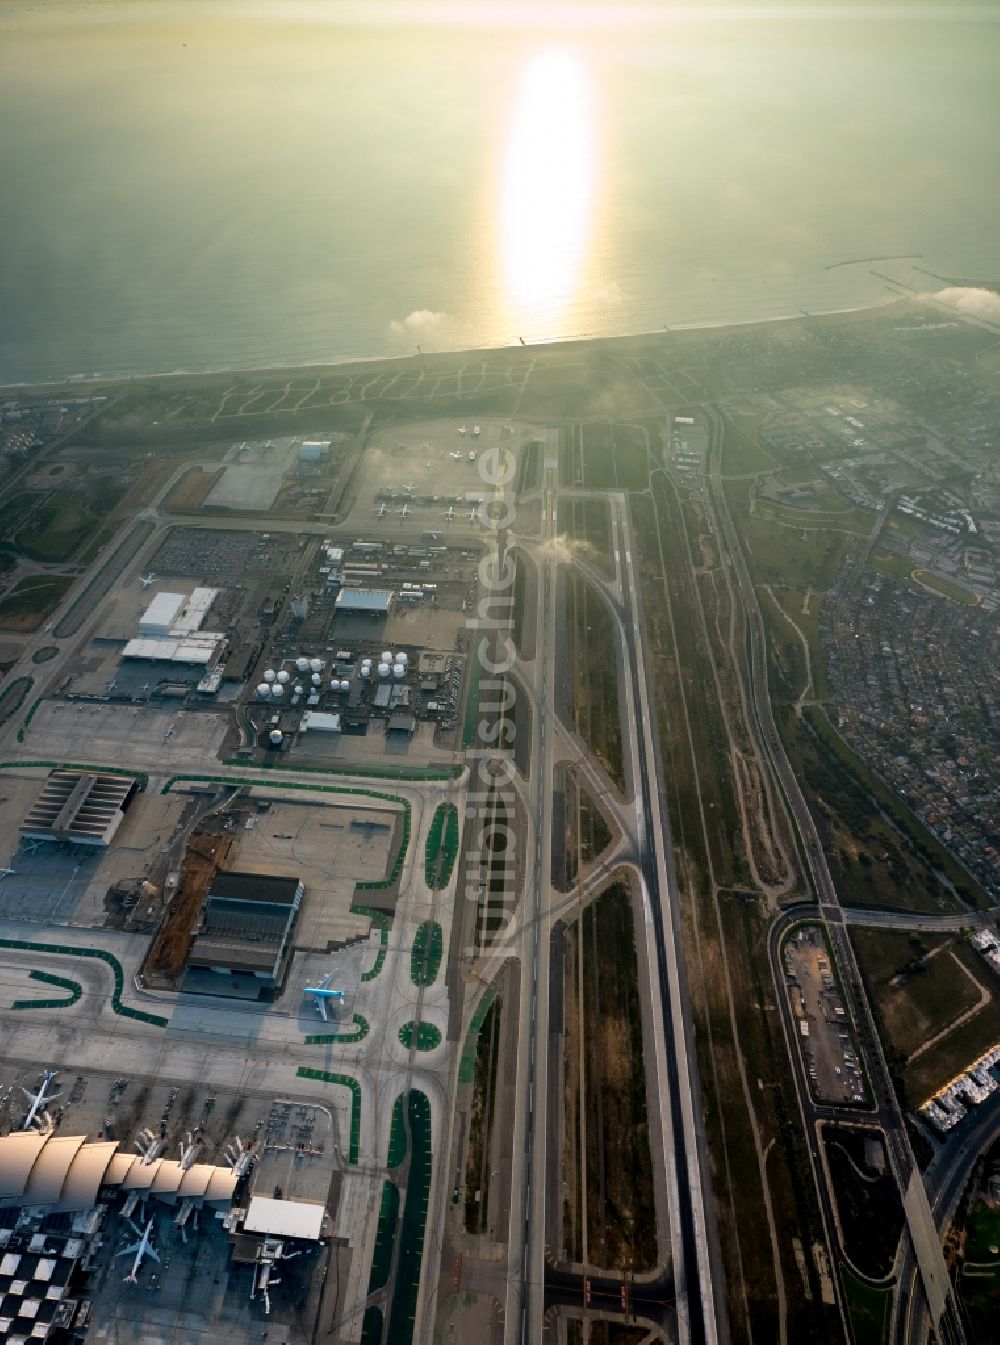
[704,407,968,1345]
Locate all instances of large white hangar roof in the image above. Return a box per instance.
[244,1195,325,1241]
[334,588,392,613]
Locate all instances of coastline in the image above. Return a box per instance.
[0,294,909,395]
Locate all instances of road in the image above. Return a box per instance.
[704,407,968,1345]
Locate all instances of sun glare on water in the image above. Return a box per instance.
[500,47,595,334]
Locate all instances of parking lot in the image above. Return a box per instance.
[784,924,868,1105]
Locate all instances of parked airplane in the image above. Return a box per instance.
[449,451,464,460]
[119,1217,159,1284]
[226,1135,255,1180]
[135,1128,166,1166]
[376,502,388,519]
[399,503,410,520]
[457,425,468,436]
[469,509,477,523]
[304,971,346,1021]
[401,483,416,495]
[178,1132,202,1171]
[139,573,156,589]
[21,1071,60,1132]
[445,506,455,522]
[425,531,442,542]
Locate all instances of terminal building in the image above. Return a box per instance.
[20,770,138,848]
[184,872,303,999]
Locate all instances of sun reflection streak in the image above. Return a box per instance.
[500,47,594,331]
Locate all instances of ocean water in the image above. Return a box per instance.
[1,1,999,384]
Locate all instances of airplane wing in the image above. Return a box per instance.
[147,1245,161,1265]
[118,1242,141,1259]
[316,997,329,1021]
[318,970,335,991]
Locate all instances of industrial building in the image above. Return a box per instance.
[185,872,303,999]
[123,587,225,665]
[334,588,392,614]
[19,770,138,848]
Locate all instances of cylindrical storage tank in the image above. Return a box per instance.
[296,656,309,673]
[340,679,350,693]
[330,679,340,692]
[271,684,284,700]
[397,651,408,666]
[276,670,290,685]
[294,683,304,697]
[378,662,390,679]
[393,662,405,679]
[257,683,271,699]
[263,669,276,683]
[380,650,392,664]
[360,664,371,680]
[311,672,321,686]
[269,730,283,746]
[310,658,323,673]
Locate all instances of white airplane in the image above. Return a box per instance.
[445,506,454,522]
[135,1127,166,1166]
[20,838,42,855]
[472,425,481,437]
[119,1217,159,1284]
[399,503,410,520]
[457,425,467,436]
[449,450,464,461]
[376,502,388,519]
[469,509,477,523]
[178,1132,202,1171]
[21,1070,60,1132]
[225,1135,255,1180]
[426,531,441,542]
[139,573,156,589]
[401,483,415,496]
[304,971,346,1021]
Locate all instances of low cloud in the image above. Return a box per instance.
[933,286,1000,320]
[388,308,449,341]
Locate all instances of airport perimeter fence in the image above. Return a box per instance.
[0,938,167,1027]
[12,969,82,1010]
[295,1068,361,1164]
[304,1014,370,1046]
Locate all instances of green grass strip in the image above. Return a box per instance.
[459,987,498,1085]
[295,1068,361,1164]
[399,1021,442,1052]
[305,1014,370,1045]
[0,939,166,1026]
[12,969,83,1010]
[387,1094,407,1168]
[423,802,459,890]
[353,906,391,982]
[409,920,443,988]
[367,1180,401,1294]
[386,1091,432,1345]
[0,678,33,728]
[225,756,460,782]
[360,1306,383,1345]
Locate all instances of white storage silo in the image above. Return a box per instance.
[397,651,409,666]
[340,679,350,693]
[271,684,284,700]
[276,670,290,685]
[296,656,309,673]
[269,730,283,746]
[377,662,390,679]
[310,658,323,673]
[263,669,276,684]
[393,662,405,680]
[311,672,321,686]
[360,663,372,680]
[381,650,392,664]
[257,683,271,699]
